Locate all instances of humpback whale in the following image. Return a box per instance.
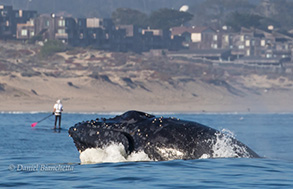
[68,111,259,161]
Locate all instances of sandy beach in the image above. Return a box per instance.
[1,73,293,113]
[0,41,293,113]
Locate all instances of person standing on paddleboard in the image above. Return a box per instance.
[53,99,63,129]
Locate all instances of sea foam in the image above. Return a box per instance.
[79,143,151,164]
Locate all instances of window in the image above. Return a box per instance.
[224,35,229,42]
[58,20,65,27]
[1,10,7,16]
[213,35,218,41]
[245,40,250,47]
[21,29,27,36]
[261,40,266,46]
[239,45,244,49]
[266,54,272,58]
[246,49,250,56]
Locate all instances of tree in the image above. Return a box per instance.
[269,0,293,30]
[225,12,263,32]
[111,8,148,27]
[189,0,255,27]
[148,8,193,29]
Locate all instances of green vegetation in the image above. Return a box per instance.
[110,0,293,32]
[188,0,293,32]
[225,12,263,32]
[189,0,254,27]
[148,8,193,29]
[112,8,148,27]
[111,8,193,29]
[39,40,66,58]
[270,0,293,30]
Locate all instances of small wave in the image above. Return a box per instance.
[0,111,48,114]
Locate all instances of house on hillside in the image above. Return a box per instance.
[170,26,217,49]
[68,18,114,48]
[141,27,171,51]
[16,19,35,40]
[0,5,36,39]
[34,14,54,39]
[116,25,142,52]
[15,9,37,24]
[34,14,76,43]
[219,27,293,61]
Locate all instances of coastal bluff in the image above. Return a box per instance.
[0,41,292,113]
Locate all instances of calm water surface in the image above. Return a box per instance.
[0,112,292,188]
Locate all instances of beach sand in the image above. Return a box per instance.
[1,73,292,113]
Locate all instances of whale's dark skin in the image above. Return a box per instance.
[68,111,260,161]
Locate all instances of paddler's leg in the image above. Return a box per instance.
[58,115,61,129]
[54,115,57,129]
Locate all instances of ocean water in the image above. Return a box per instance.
[0,112,293,188]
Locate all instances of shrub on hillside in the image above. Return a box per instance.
[40,40,66,58]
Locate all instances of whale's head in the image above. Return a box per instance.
[68,119,135,154]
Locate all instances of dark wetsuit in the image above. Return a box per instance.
[53,102,63,129]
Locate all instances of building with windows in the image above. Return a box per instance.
[0,5,36,39]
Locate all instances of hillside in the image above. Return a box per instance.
[0,0,193,17]
[0,41,292,113]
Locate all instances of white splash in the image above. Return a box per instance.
[156,147,184,160]
[79,143,151,164]
[199,154,211,159]
[210,129,251,159]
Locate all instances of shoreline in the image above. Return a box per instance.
[1,102,292,114]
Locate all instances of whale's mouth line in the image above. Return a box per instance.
[72,139,95,153]
[69,127,136,155]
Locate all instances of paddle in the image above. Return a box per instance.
[31,114,53,127]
